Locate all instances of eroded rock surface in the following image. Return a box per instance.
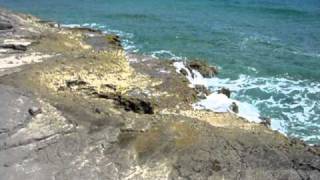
[0,8,319,180]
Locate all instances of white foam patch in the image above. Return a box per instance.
[173,61,261,123]
[194,93,261,123]
[173,61,206,87]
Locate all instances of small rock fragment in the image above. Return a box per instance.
[230,102,239,113]
[28,107,42,116]
[95,108,102,114]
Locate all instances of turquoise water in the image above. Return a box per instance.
[1,0,320,144]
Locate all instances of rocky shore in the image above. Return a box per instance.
[0,8,319,180]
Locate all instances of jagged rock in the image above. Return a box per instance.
[218,87,231,98]
[187,60,218,78]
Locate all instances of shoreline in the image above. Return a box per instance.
[0,7,320,180]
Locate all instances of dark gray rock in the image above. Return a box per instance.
[218,87,231,98]
[28,107,42,116]
[230,102,239,113]
[179,68,188,76]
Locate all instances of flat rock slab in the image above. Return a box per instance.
[0,84,38,136]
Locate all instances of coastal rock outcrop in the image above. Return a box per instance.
[187,60,218,78]
[0,8,319,180]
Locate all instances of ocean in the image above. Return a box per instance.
[1,0,320,144]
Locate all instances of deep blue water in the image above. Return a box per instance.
[1,0,320,144]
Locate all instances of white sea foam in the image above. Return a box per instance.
[173,58,320,143]
[205,74,320,140]
[173,61,207,88]
[172,61,262,123]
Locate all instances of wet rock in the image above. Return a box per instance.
[187,60,218,78]
[179,68,188,76]
[230,102,239,113]
[259,117,271,127]
[218,87,231,98]
[0,44,27,51]
[28,107,42,116]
